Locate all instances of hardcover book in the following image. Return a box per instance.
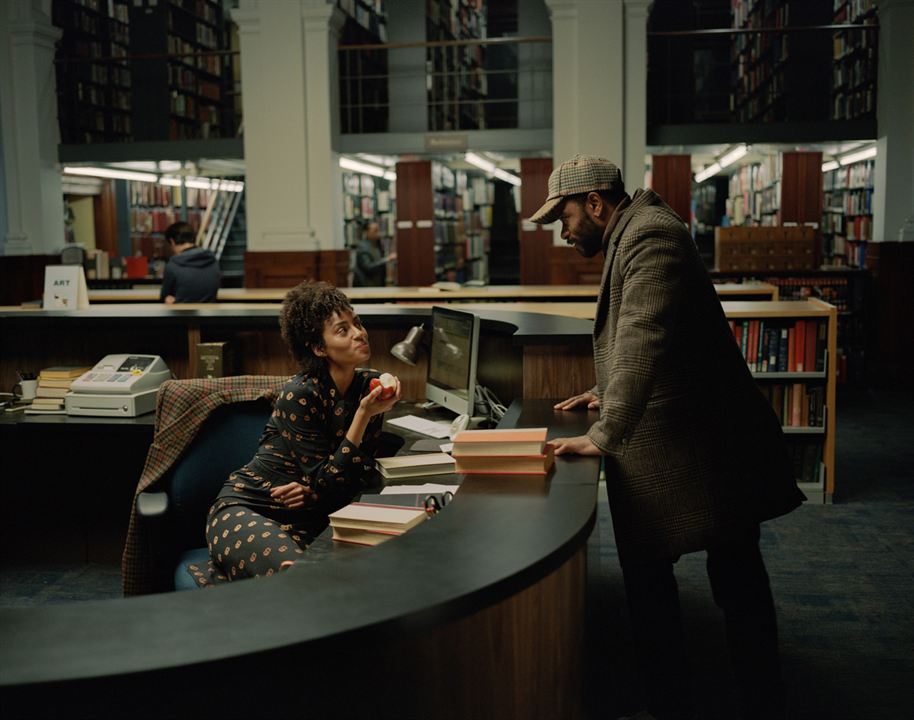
[454,446,555,475]
[375,453,455,479]
[451,427,548,456]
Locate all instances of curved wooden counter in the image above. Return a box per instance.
[0,400,601,719]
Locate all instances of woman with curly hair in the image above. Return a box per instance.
[189,280,400,585]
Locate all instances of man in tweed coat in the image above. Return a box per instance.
[530,155,804,720]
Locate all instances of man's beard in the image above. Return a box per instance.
[571,213,604,258]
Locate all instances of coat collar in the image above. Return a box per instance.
[602,188,663,251]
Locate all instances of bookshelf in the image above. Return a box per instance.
[52,0,132,144]
[712,269,869,385]
[821,158,874,269]
[127,180,210,274]
[337,0,389,134]
[432,162,462,282]
[831,0,879,121]
[426,0,488,131]
[723,299,838,503]
[457,172,493,283]
[729,1,831,124]
[342,171,397,285]
[128,0,230,141]
[726,155,782,226]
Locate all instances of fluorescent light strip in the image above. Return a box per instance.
[340,157,388,178]
[694,162,722,184]
[158,177,183,187]
[838,146,877,166]
[821,160,840,172]
[493,168,522,186]
[63,166,158,183]
[466,152,521,185]
[465,152,497,174]
[718,144,749,169]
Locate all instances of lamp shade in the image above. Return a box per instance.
[390,325,425,366]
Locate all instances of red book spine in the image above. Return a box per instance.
[804,320,817,373]
[787,327,796,372]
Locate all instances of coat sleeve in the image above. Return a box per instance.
[587,223,685,453]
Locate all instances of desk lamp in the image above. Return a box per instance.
[390,325,425,365]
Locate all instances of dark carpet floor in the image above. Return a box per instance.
[2,387,912,719]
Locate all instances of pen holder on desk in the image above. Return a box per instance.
[12,376,38,401]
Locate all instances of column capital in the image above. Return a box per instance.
[7,3,61,50]
[545,0,622,18]
[231,2,261,34]
[301,0,346,37]
[624,0,652,18]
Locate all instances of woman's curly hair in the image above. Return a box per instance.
[279,280,353,372]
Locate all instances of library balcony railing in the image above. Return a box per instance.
[338,35,553,134]
[647,22,878,144]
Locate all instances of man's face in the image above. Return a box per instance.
[559,199,604,258]
[366,222,381,241]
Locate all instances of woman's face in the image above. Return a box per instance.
[316,310,370,370]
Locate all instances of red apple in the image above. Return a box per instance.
[369,372,397,399]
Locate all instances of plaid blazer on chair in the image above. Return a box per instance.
[121,376,287,596]
[585,189,804,562]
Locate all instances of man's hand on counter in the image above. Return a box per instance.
[548,435,602,456]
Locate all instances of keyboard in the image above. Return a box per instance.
[387,414,453,439]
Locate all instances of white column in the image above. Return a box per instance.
[623,0,650,189]
[232,0,344,253]
[545,0,652,244]
[0,0,64,255]
[545,0,624,166]
[873,0,914,242]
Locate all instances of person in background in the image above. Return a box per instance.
[160,221,221,303]
[530,154,804,720]
[187,280,400,586]
[352,220,396,287]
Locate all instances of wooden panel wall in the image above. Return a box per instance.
[395,160,436,286]
[92,180,119,258]
[0,255,59,306]
[651,154,692,224]
[243,251,319,288]
[547,246,605,285]
[780,151,823,224]
[518,157,554,284]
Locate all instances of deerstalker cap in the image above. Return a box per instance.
[528,154,624,224]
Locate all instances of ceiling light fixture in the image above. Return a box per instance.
[821,160,840,172]
[465,152,521,186]
[340,156,388,179]
[63,166,158,183]
[693,144,749,184]
[838,145,877,166]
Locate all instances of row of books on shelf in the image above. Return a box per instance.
[833,85,875,119]
[731,0,791,29]
[728,318,826,373]
[129,181,212,209]
[131,208,178,234]
[166,37,222,76]
[769,277,850,311]
[760,383,826,429]
[85,63,131,87]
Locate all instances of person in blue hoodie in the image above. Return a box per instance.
[160,221,221,303]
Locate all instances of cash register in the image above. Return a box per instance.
[66,354,172,417]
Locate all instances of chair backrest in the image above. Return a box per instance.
[164,399,273,551]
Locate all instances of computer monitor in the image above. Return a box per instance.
[425,306,480,418]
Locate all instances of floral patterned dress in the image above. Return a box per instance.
[189,367,384,585]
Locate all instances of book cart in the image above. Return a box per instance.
[722,298,838,503]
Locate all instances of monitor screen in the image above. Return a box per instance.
[425,306,480,418]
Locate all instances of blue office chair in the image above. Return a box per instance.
[136,399,273,591]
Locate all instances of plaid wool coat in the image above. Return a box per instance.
[121,376,287,595]
[586,189,804,561]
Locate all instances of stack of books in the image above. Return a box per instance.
[451,427,554,475]
[328,502,428,546]
[375,452,455,480]
[26,366,90,415]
